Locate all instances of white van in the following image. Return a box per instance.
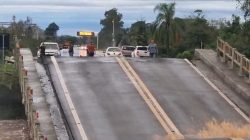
[37,42,60,57]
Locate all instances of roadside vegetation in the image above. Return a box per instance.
[2,1,249,59]
[153,120,250,140]
[0,64,25,119]
[198,120,250,139]
[98,0,250,59]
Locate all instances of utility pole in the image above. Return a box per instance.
[112,19,115,47]
[36,26,39,40]
[201,40,203,49]
[97,33,99,50]
[2,34,4,63]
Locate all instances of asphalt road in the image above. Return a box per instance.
[48,56,248,139]
[60,48,104,57]
[48,57,166,140]
[128,58,247,135]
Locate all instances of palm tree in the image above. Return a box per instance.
[237,0,250,18]
[154,3,176,53]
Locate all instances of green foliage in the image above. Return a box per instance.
[177,51,193,60]
[0,63,18,89]
[98,3,249,59]
[99,8,125,48]
[19,38,42,56]
[237,0,250,18]
[0,85,25,119]
[219,15,250,58]
[129,21,148,46]
[45,22,59,40]
[183,10,218,50]
[58,35,78,45]
[0,56,25,120]
[154,3,176,52]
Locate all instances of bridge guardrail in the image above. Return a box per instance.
[14,43,56,140]
[217,38,250,81]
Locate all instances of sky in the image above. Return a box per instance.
[0,0,244,36]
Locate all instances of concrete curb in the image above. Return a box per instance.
[18,48,57,140]
[195,49,250,101]
[35,62,69,140]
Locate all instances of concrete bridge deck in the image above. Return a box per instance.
[46,56,249,140]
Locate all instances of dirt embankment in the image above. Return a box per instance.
[0,120,28,140]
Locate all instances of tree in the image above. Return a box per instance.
[219,15,242,43]
[44,22,59,40]
[237,0,250,18]
[129,21,148,46]
[194,9,205,19]
[219,14,250,58]
[188,10,210,48]
[154,3,176,53]
[14,21,25,37]
[145,23,156,41]
[99,8,124,48]
[58,35,78,45]
[119,28,130,45]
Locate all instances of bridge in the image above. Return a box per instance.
[16,39,250,140]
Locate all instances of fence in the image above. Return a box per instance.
[217,38,250,81]
[14,44,56,140]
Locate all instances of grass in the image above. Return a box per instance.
[0,63,18,90]
[153,119,250,140]
[0,85,25,119]
[153,135,177,140]
[198,120,250,139]
[0,63,25,120]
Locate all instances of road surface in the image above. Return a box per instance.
[48,57,166,140]
[128,58,247,135]
[47,56,248,139]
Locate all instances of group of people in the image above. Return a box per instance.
[68,42,96,57]
[39,40,157,58]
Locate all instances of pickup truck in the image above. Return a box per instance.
[37,42,60,57]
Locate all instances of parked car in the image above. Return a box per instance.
[37,42,60,57]
[121,46,135,57]
[131,46,150,57]
[104,47,122,57]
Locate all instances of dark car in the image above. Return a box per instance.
[121,46,135,57]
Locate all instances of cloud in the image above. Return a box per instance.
[0,0,165,8]
[0,0,243,35]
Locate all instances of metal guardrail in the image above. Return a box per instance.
[14,45,49,140]
[217,38,250,81]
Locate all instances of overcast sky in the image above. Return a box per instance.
[0,0,243,36]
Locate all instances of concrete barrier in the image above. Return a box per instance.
[14,46,57,140]
[217,38,250,80]
[195,49,250,101]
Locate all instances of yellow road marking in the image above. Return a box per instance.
[51,56,88,140]
[116,57,184,139]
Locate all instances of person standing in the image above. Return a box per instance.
[38,45,46,63]
[87,42,96,57]
[148,40,157,58]
[40,45,45,57]
[68,44,74,57]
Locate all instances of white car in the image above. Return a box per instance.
[104,47,122,57]
[37,42,60,57]
[131,46,150,57]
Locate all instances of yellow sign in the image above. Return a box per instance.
[77,31,95,36]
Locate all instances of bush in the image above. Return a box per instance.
[0,85,25,119]
[177,51,193,60]
[19,39,43,56]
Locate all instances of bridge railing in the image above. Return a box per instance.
[217,38,250,81]
[14,44,54,140]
